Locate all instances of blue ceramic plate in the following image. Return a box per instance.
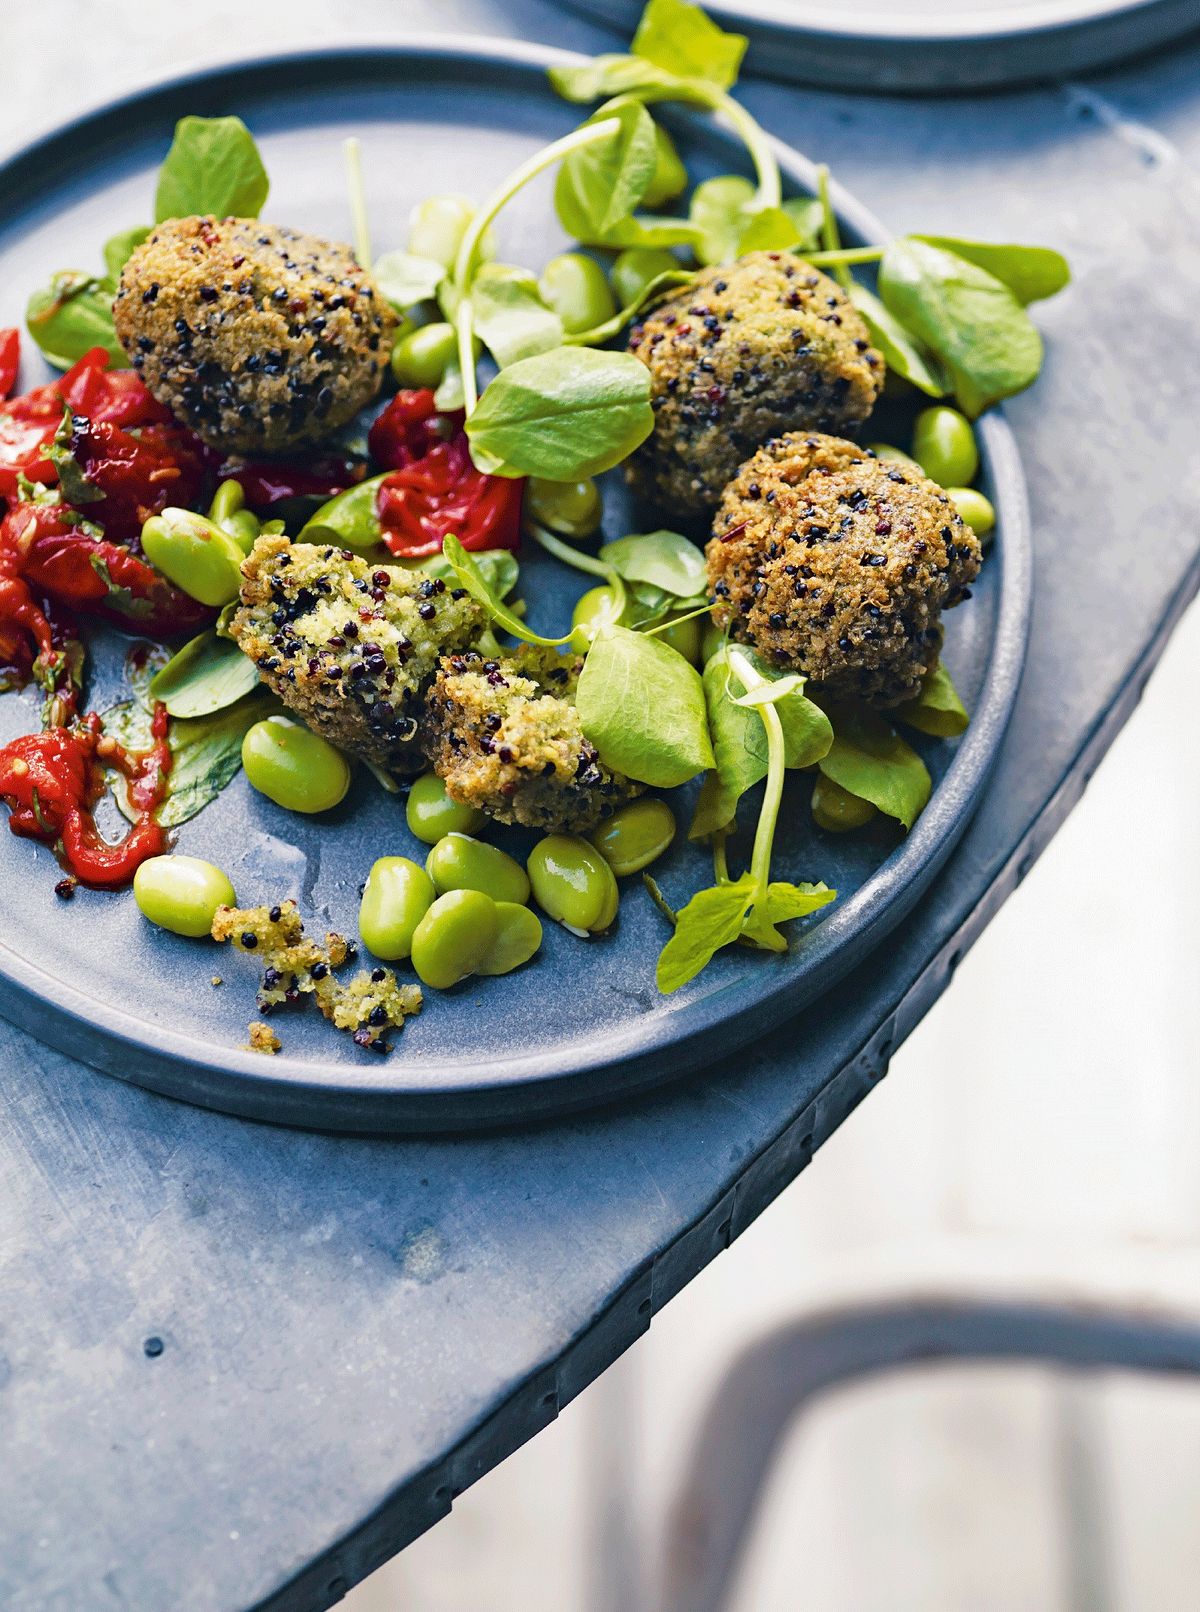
[554,0,1199,90]
[0,41,1030,1130]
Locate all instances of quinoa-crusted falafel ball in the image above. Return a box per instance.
[708,434,981,707]
[114,216,395,455]
[626,251,884,526]
[423,647,642,833]
[230,536,485,775]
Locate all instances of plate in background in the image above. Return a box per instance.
[554,0,1200,90]
[0,40,1030,1129]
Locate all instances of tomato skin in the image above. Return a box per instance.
[368,389,524,558]
[0,348,171,497]
[2,502,212,639]
[0,329,19,401]
[55,413,208,541]
[0,705,171,888]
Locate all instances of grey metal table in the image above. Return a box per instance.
[1,5,1198,1610]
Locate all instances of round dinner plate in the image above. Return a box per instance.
[554,0,1200,91]
[0,40,1031,1131]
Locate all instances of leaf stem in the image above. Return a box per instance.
[452,117,622,417]
[805,245,884,268]
[713,91,781,210]
[642,872,678,927]
[727,647,785,895]
[563,269,696,347]
[343,138,372,270]
[637,600,712,637]
[524,516,628,624]
[816,164,852,290]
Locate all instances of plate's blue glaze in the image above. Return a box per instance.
[553,0,1200,91]
[0,42,1030,1128]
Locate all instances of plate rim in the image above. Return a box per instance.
[0,38,1032,1129]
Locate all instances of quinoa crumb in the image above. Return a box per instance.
[212,899,422,1052]
[248,1022,281,1055]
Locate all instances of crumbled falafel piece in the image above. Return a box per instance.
[230,535,486,774]
[626,252,884,525]
[248,1021,281,1055]
[113,215,395,455]
[423,646,642,833]
[212,900,422,1054]
[708,442,981,707]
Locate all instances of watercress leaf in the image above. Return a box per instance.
[892,659,969,738]
[690,643,832,838]
[689,174,755,265]
[372,249,446,312]
[102,226,150,283]
[737,205,803,255]
[656,873,757,993]
[299,472,388,553]
[409,546,519,600]
[47,412,102,504]
[576,622,713,787]
[148,629,261,719]
[434,359,466,413]
[591,213,703,250]
[160,691,279,827]
[632,0,748,92]
[465,346,653,481]
[740,878,835,953]
[816,700,931,830]
[782,196,824,249]
[879,237,1042,416]
[915,236,1070,306]
[471,263,564,368]
[548,54,682,104]
[599,528,707,598]
[25,272,125,369]
[104,688,276,826]
[154,115,269,223]
[847,281,946,398]
[442,534,571,647]
[555,101,658,242]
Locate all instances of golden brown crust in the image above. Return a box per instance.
[423,646,642,833]
[625,252,884,525]
[213,900,422,1054]
[229,536,485,775]
[114,215,395,454]
[708,443,981,707]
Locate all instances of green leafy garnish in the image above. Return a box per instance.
[554,101,658,244]
[465,347,654,481]
[656,646,833,991]
[46,412,102,505]
[104,689,276,828]
[631,0,748,90]
[441,534,572,647]
[892,660,969,738]
[563,266,696,347]
[372,250,446,313]
[153,115,269,222]
[689,176,818,265]
[102,226,150,283]
[847,282,947,398]
[879,238,1043,417]
[299,473,388,554]
[576,623,713,787]
[471,263,564,367]
[690,643,832,838]
[815,701,931,830]
[25,271,125,368]
[148,630,261,719]
[403,547,519,601]
[914,237,1070,306]
[599,529,707,600]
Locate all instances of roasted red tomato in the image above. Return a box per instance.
[368,388,523,558]
[54,413,208,541]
